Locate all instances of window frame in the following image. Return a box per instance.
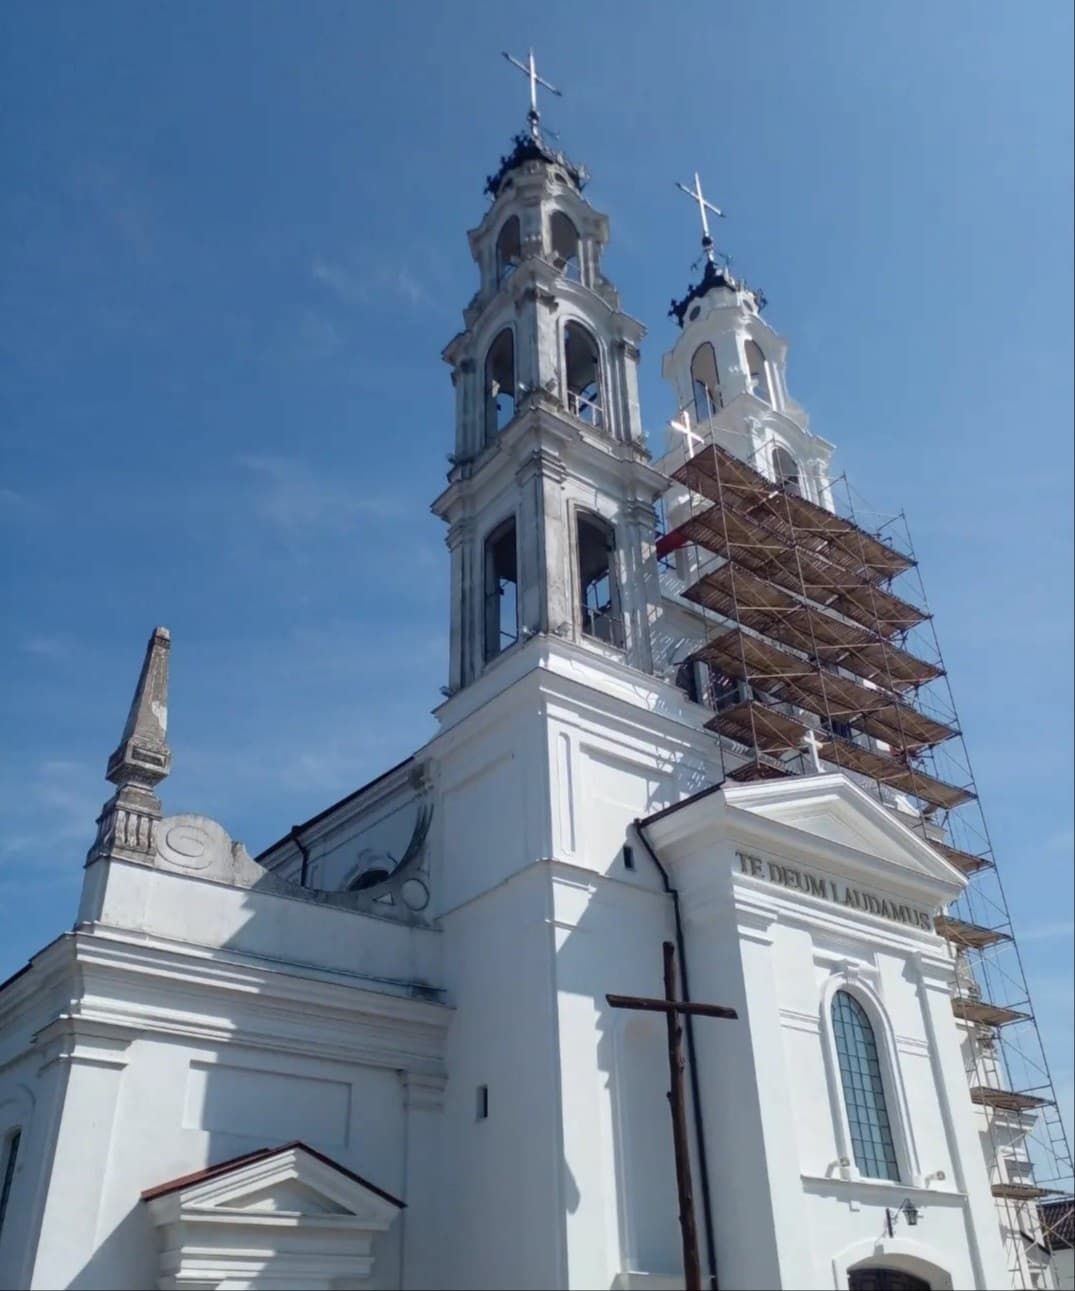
[819,973,921,1187]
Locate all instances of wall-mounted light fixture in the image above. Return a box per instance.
[885,1199,921,1236]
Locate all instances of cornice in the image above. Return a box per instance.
[39,932,452,1074]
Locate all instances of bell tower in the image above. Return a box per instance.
[661,175,834,507]
[434,57,665,699]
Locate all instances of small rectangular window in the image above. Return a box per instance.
[476,1084,489,1120]
[0,1129,21,1239]
[622,844,635,871]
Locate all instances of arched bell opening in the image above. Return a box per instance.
[564,322,603,428]
[495,216,521,286]
[550,211,581,282]
[690,341,722,421]
[484,328,517,442]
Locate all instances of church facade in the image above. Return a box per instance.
[0,94,1064,1291]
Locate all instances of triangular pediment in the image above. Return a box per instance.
[723,773,965,895]
[143,1141,403,1228]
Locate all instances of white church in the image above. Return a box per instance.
[0,58,1070,1291]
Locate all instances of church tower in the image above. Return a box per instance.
[434,89,665,695]
[660,177,834,509]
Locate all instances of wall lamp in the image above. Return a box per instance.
[885,1199,921,1236]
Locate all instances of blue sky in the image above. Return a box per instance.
[2,3,1072,1136]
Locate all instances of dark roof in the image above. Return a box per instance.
[485,129,587,199]
[637,780,726,828]
[141,1140,404,1208]
[1040,1197,1075,1250]
[255,755,415,862]
[669,257,767,327]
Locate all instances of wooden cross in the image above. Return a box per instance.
[502,48,562,137]
[676,172,725,263]
[670,408,704,456]
[606,941,738,1291]
[800,727,825,773]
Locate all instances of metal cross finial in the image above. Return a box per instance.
[676,171,724,263]
[502,48,562,137]
[801,727,825,774]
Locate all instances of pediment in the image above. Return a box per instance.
[143,1140,403,1227]
[723,773,965,895]
[143,1142,403,1287]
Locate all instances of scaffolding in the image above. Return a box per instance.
[655,424,1074,1287]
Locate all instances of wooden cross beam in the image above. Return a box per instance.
[607,941,738,1291]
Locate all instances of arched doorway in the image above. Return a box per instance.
[848,1268,932,1291]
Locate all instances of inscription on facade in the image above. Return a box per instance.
[736,851,933,932]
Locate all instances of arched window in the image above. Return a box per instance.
[690,342,721,421]
[484,328,516,441]
[848,1269,931,1291]
[745,338,772,404]
[484,517,519,660]
[564,322,603,427]
[550,211,581,282]
[772,446,802,497]
[831,991,900,1182]
[495,216,521,285]
[577,513,624,648]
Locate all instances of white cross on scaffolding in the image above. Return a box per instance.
[676,172,724,262]
[800,728,825,774]
[502,48,562,135]
[669,408,704,456]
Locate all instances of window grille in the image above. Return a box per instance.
[832,991,900,1181]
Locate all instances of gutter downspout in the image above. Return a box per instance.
[290,826,312,888]
[634,815,720,1291]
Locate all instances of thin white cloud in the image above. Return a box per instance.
[1017,919,1075,944]
[234,454,410,536]
[311,253,433,311]
[22,634,73,662]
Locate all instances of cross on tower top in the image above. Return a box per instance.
[502,48,562,138]
[676,171,724,264]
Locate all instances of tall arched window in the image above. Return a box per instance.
[495,216,521,286]
[484,328,516,442]
[690,342,721,421]
[484,517,519,660]
[564,322,602,427]
[577,513,624,648]
[831,991,900,1182]
[745,338,772,404]
[772,446,802,497]
[550,211,581,282]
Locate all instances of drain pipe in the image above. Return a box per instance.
[290,826,312,888]
[633,815,721,1291]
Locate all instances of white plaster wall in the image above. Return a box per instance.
[438,866,564,1290]
[86,858,442,990]
[551,868,681,1289]
[650,794,1010,1290]
[28,1028,409,1291]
